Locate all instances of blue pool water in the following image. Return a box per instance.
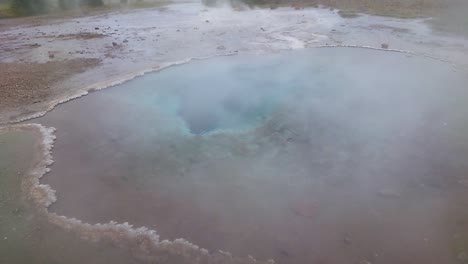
[35,48,468,264]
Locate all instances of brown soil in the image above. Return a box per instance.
[0,58,100,113]
[246,0,462,18]
[55,32,107,40]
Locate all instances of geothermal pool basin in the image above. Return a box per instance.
[30,47,468,264]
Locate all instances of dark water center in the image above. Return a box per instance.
[34,48,468,264]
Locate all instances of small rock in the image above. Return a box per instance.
[260,27,266,31]
[381,43,389,49]
[205,20,210,23]
[176,29,180,32]
[217,45,226,50]
[48,52,55,59]
[112,42,118,47]
[94,27,99,30]
[123,39,128,43]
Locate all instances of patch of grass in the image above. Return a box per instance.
[233,0,468,36]
[239,0,454,18]
[2,0,155,18]
[0,3,15,18]
[104,0,170,10]
[337,9,360,18]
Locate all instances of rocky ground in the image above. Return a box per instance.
[1,1,468,124]
[1,2,468,263]
[0,59,100,121]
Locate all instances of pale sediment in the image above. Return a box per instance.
[1,4,468,260]
[2,3,468,125]
[0,54,238,126]
[3,45,465,126]
[1,123,275,264]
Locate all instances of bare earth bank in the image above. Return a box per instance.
[1,2,468,123]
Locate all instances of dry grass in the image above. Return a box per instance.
[0,3,14,18]
[243,0,456,18]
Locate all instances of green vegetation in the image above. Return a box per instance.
[201,0,468,19]
[57,0,103,10]
[10,0,49,16]
[6,0,103,16]
[0,2,14,17]
[2,0,170,17]
[238,0,450,18]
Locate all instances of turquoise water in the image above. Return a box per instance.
[109,55,307,134]
[34,48,468,264]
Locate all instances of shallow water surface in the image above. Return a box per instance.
[0,130,138,264]
[34,48,468,264]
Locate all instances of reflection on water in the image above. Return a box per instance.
[34,48,468,264]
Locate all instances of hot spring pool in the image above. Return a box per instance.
[32,47,468,264]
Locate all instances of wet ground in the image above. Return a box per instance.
[1,2,468,264]
[28,47,468,264]
[0,128,140,264]
[1,2,468,123]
